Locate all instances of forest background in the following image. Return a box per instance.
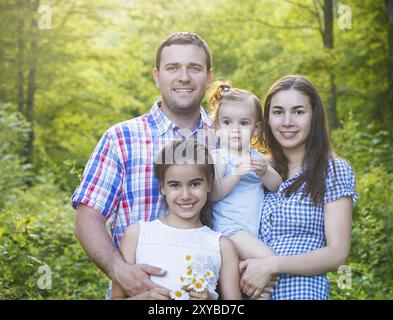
[1,0,392,299]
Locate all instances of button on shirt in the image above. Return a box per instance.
[72,101,215,247]
[259,157,358,300]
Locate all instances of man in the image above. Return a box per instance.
[72,32,215,298]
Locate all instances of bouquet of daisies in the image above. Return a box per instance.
[170,254,214,300]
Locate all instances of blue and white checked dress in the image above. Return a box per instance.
[259,157,358,300]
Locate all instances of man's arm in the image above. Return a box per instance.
[74,204,166,296]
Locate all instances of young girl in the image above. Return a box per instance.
[110,140,241,300]
[207,83,282,298]
[240,75,358,300]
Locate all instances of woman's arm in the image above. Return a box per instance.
[240,196,353,295]
[271,196,352,275]
[218,237,242,300]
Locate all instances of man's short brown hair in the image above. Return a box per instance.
[155,32,212,71]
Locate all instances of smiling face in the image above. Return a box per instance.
[268,89,313,154]
[153,44,212,122]
[216,99,259,153]
[161,164,211,228]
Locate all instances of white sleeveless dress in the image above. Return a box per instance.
[136,219,222,299]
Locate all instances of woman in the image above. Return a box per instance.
[239,75,358,300]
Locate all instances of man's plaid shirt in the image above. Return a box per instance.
[72,101,215,247]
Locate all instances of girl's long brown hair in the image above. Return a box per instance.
[154,140,215,227]
[262,75,334,205]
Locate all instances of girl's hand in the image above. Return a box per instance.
[251,157,268,179]
[186,288,213,300]
[127,287,172,300]
[239,257,276,299]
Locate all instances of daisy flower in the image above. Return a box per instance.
[195,275,206,284]
[185,267,194,277]
[190,280,208,293]
[204,269,214,279]
[180,275,191,286]
[170,289,189,300]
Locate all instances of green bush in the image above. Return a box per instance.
[0,183,108,299]
[0,103,31,207]
[329,116,393,299]
[0,104,107,299]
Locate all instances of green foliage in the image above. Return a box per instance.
[332,113,393,173]
[0,103,31,206]
[1,0,392,300]
[0,103,107,299]
[0,183,108,299]
[328,117,393,299]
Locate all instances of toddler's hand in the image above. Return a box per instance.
[251,157,268,179]
[232,161,252,176]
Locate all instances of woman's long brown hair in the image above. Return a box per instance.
[262,75,334,205]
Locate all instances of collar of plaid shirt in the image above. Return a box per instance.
[151,101,213,136]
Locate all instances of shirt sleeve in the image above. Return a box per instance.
[258,192,274,245]
[71,129,124,220]
[323,158,359,206]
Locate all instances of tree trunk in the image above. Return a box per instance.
[386,0,393,135]
[26,36,37,165]
[323,0,339,129]
[327,72,338,130]
[25,0,39,165]
[323,0,334,48]
[16,0,25,115]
